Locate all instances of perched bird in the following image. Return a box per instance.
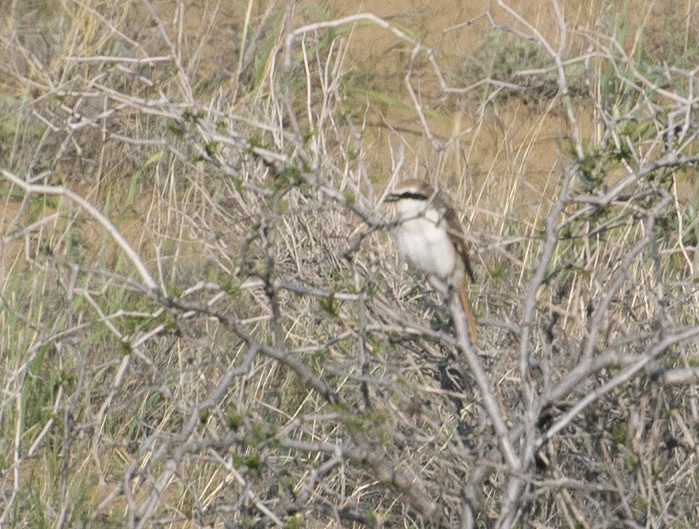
[385,178,478,343]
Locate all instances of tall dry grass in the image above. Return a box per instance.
[1,1,699,528]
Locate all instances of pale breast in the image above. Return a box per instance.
[396,216,457,280]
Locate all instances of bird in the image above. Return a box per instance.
[385,178,478,343]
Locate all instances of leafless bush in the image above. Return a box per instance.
[1,1,698,528]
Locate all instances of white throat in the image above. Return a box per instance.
[394,196,429,221]
[393,197,457,281]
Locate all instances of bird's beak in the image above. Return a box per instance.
[384,193,399,203]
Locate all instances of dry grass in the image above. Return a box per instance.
[1,1,699,528]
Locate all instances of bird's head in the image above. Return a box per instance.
[385,179,436,219]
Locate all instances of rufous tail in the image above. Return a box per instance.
[458,281,478,344]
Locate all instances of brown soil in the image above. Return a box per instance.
[318,0,596,219]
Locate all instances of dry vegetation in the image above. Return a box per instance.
[1,1,699,528]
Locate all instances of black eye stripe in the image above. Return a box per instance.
[397,191,429,200]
